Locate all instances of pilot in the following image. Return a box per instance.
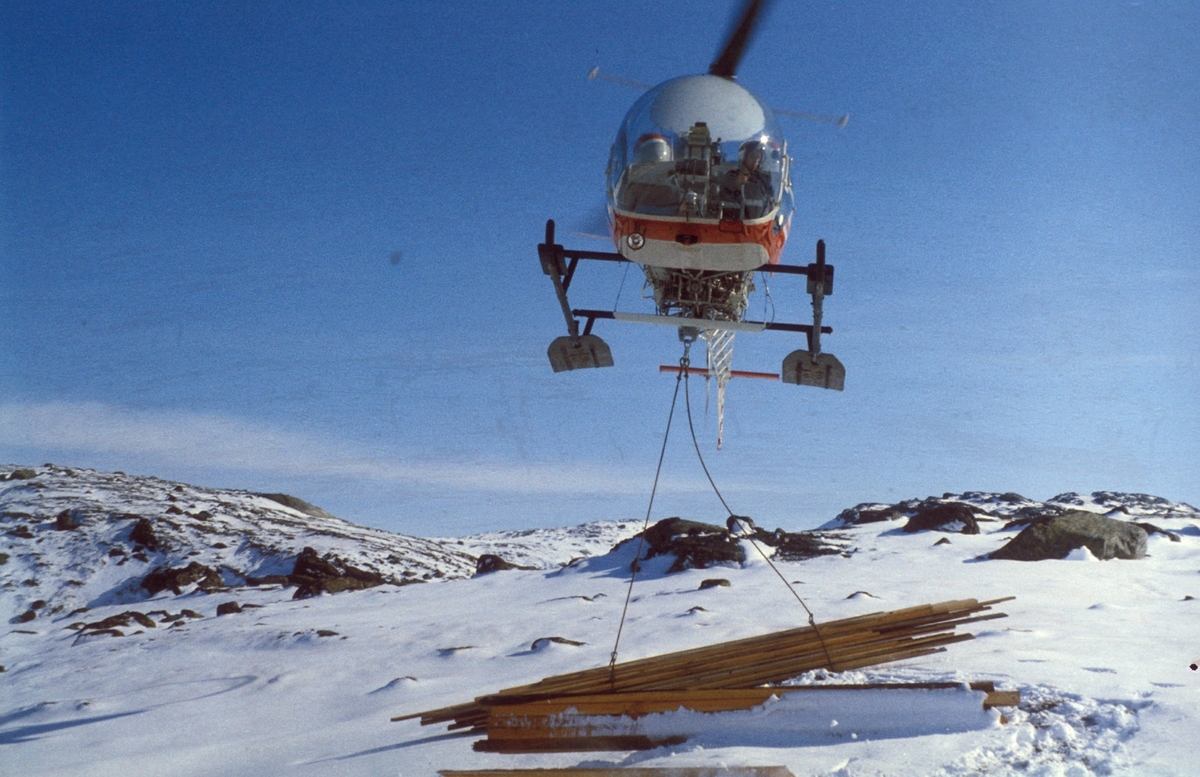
[719,139,774,219]
[632,133,673,164]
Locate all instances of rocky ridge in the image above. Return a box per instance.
[0,464,478,623]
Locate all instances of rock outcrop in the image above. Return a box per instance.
[638,518,744,573]
[474,554,537,575]
[990,511,1148,561]
[289,546,387,598]
[142,562,225,596]
[903,502,981,534]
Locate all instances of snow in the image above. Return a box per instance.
[3,465,1198,776]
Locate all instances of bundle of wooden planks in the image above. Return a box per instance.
[397,597,1016,752]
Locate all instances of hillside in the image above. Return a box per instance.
[2,464,1198,776]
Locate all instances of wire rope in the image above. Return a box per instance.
[608,346,687,685]
[681,366,836,670]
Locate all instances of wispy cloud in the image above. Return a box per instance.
[0,400,697,497]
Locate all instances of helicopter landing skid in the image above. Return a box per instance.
[782,349,845,390]
[548,334,614,373]
[537,220,844,390]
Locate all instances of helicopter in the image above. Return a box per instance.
[538,0,845,440]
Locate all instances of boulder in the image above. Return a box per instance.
[1001,504,1067,529]
[289,547,386,599]
[215,601,242,616]
[55,508,85,530]
[990,511,1147,561]
[6,468,38,480]
[746,527,846,561]
[256,493,337,519]
[903,502,980,534]
[530,636,585,650]
[639,517,744,574]
[830,503,899,526]
[699,578,731,590]
[80,611,157,632]
[474,554,536,575]
[142,562,225,596]
[1133,522,1181,542]
[129,517,160,549]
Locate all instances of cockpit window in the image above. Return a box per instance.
[607,74,786,221]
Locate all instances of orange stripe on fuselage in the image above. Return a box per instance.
[612,210,790,266]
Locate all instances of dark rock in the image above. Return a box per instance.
[316,630,339,637]
[293,547,341,579]
[990,511,1148,561]
[55,508,85,530]
[165,505,183,515]
[474,554,536,575]
[6,468,37,480]
[256,493,337,519]
[747,527,846,561]
[699,578,731,590]
[0,552,8,565]
[831,504,899,526]
[245,574,291,586]
[181,609,203,619]
[16,610,36,623]
[30,599,45,610]
[6,525,34,539]
[215,601,242,616]
[75,628,125,639]
[639,517,744,574]
[1134,522,1181,542]
[142,562,225,595]
[108,548,125,557]
[903,502,980,534]
[531,636,585,649]
[80,611,157,632]
[129,517,160,549]
[1002,504,1067,529]
[289,547,387,599]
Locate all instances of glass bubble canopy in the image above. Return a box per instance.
[608,74,788,221]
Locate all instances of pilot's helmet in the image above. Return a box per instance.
[738,139,766,167]
[633,133,673,164]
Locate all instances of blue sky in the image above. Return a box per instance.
[2,1,1197,536]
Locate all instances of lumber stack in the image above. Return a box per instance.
[396,597,1016,752]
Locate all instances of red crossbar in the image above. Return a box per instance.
[659,365,780,380]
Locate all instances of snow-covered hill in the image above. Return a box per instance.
[3,464,1198,776]
[0,464,482,623]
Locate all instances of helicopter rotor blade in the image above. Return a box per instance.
[708,0,772,79]
[773,108,851,128]
[587,67,653,92]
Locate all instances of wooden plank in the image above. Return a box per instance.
[473,734,688,753]
[397,598,1013,729]
[486,683,1012,739]
[983,690,1021,709]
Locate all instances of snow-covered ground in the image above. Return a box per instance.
[2,465,1198,776]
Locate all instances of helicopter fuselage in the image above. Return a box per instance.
[606,74,794,267]
[605,74,794,321]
